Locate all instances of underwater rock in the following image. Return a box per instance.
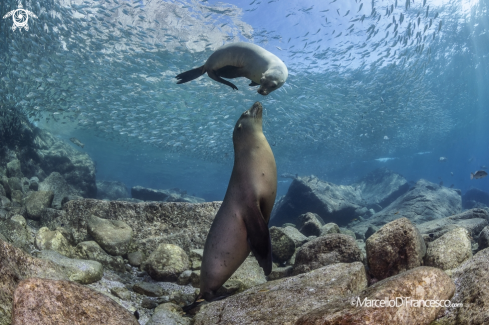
[35,227,73,257]
[25,190,54,220]
[142,243,190,281]
[188,249,204,270]
[7,177,23,193]
[424,227,472,270]
[193,262,367,325]
[97,180,129,200]
[366,218,426,281]
[434,248,489,324]
[131,185,205,203]
[6,159,23,178]
[39,172,81,209]
[267,266,293,280]
[462,188,489,209]
[296,266,455,325]
[59,199,221,255]
[298,212,324,237]
[127,250,145,267]
[146,302,190,325]
[10,190,24,206]
[0,215,32,252]
[478,226,489,250]
[177,270,193,285]
[354,168,409,210]
[0,176,11,198]
[339,227,356,239]
[87,215,133,256]
[73,241,125,272]
[39,208,67,228]
[0,239,68,325]
[32,129,97,198]
[28,177,39,191]
[320,222,341,236]
[110,287,132,301]
[0,183,6,198]
[364,225,379,239]
[133,282,165,297]
[12,278,138,325]
[38,250,103,284]
[350,179,463,236]
[270,176,364,227]
[270,226,299,262]
[416,208,489,242]
[293,234,363,276]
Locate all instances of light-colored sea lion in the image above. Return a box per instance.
[175,42,288,95]
[193,102,277,306]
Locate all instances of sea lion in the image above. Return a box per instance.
[175,42,288,95]
[190,102,277,307]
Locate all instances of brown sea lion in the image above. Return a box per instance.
[187,102,277,309]
[175,42,288,95]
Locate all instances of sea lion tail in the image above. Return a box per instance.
[176,66,205,84]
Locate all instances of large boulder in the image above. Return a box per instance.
[293,234,363,276]
[270,169,409,227]
[12,278,138,325]
[32,129,96,198]
[434,248,489,324]
[35,227,74,257]
[296,267,455,325]
[146,303,190,325]
[72,241,125,272]
[424,227,472,270]
[351,179,462,237]
[0,239,68,325]
[97,180,129,200]
[131,186,205,203]
[25,190,54,220]
[193,262,367,325]
[366,218,426,281]
[142,243,190,281]
[87,215,133,256]
[39,172,81,209]
[0,215,33,252]
[47,199,221,255]
[269,176,364,227]
[462,188,489,209]
[353,167,409,210]
[417,208,489,241]
[270,226,308,262]
[38,250,103,284]
[6,159,23,178]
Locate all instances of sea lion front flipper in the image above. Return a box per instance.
[244,206,272,276]
[208,70,239,90]
[215,65,244,79]
[249,81,260,86]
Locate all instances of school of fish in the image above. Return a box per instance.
[0,0,487,170]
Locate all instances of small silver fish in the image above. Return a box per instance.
[70,137,85,148]
[439,157,447,162]
[471,171,488,180]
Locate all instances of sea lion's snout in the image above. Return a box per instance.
[249,102,263,118]
[257,88,268,96]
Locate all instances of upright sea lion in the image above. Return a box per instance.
[188,102,277,308]
[175,42,288,95]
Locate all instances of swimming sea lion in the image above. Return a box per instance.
[175,42,288,95]
[195,102,277,306]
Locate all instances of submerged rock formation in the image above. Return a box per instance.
[131,185,205,203]
[270,168,408,227]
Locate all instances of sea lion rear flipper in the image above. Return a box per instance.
[249,81,260,86]
[244,206,272,276]
[208,70,239,90]
[176,65,205,84]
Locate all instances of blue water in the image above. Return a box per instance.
[1,0,488,200]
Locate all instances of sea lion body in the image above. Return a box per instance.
[199,102,277,301]
[176,42,288,95]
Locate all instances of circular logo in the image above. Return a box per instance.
[13,9,29,28]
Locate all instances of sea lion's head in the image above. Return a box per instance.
[257,67,288,96]
[233,102,263,144]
